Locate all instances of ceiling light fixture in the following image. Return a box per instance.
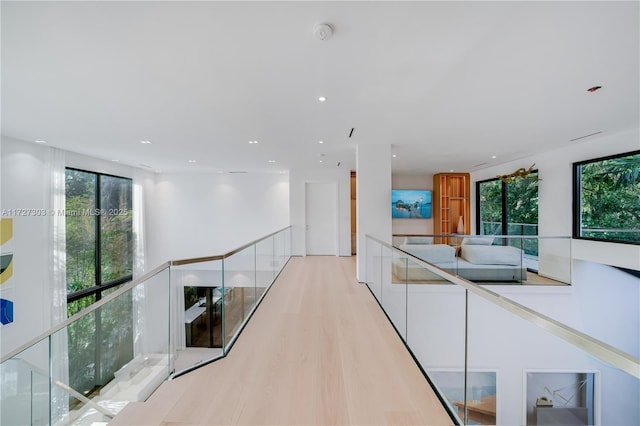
[450,169,454,172]
[319,140,324,144]
[188,160,196,163]
[140,140,152,144]
[249,140,259,144]
[314,23,334,41]
[268,160,276,163]
[491,155,497,159]
[392,154,397,158]
[318,96,327,102]
[34,140,47,144]
[111,159,120,162]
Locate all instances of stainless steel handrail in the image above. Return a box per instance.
[0,261,171,363]
[0,226,292,363]
[368,234,640,379]
[171,226,291,265]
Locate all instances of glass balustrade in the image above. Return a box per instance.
[366,234,639,426]
[0,226,292,425]
[0,338,50,425]
[171,259,225,372]
[395,234,571,286]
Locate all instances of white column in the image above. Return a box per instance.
[356,144,392,281]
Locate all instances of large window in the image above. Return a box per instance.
[476,172,539,256]
[65,168,133,396]
[573,150,640,244]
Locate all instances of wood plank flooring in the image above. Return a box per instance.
[112,256,453,426]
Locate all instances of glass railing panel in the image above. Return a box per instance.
[406,276,466,425]
[0,338,50,425]
[536,236,571,284]
[171,260,224,372]
[223,245,259,348]
[366,237,383,302]
[380,246,407,340]
[46,267,171,424]
[256,236,274,302]
[465,290,639,426]
[273,230,287,276]
[397,235,572,286]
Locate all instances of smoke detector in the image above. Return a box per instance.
[314,24,334,41]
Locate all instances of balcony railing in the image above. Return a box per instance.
[366,234,639,426]
[394,234,571,285]
[0,227,291,425]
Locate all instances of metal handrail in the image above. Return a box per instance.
[170,226,291,265]
[368,234,640,379]
[0,226,292,363]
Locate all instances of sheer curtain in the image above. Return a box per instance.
[132,171,147,357]
[49,147,68,423]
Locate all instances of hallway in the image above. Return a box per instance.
[112,256,453,425]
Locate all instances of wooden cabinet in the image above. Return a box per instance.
[433,173,470,243]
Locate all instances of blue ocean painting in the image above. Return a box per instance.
[392,190,432,219]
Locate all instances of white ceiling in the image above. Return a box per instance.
[2,1,638,174]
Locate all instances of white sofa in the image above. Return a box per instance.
[394,237,527,283]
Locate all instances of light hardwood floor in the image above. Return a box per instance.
[112,256,453,426]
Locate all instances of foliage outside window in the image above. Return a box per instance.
[476,172,539,256]
[65,168,133,397]
[573,150,640,244]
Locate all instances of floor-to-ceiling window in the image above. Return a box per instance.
[65,168,133,397]
[476,172,539,259]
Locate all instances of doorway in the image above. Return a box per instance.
[305,182,338,255]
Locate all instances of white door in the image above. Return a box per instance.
[305,182,337,255]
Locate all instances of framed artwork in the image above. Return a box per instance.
[524,370,598,426]
[392,189,432,219]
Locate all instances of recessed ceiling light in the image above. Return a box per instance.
[318,96,327,102]
[319,159,323,163]
[111,159,120,162]
[450,169,454,172]
[268,160,276,163]
[249,140,259,144]
[318,140,324,144]
[140,140,152,144]
[34,140,47,144]
[491,155,497,159]
[188,160,196,163]
[392,154,397,158]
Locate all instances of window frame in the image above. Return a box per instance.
[475,170,539,236]
[65,167,133,307]
[572,149,640,245]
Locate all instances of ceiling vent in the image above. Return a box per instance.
[570,131,602,142]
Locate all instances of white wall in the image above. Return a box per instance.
[357,144,392,280]
[391,173,434,245]
[289,168,351,257]
[466,127,640,358]
[471,127,640,271]
[145,171,290,267]
[0,137,53,357]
